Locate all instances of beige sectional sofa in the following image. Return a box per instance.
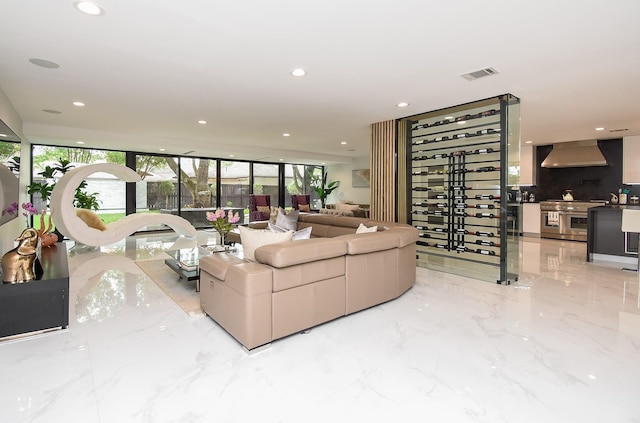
[199,213,419,351]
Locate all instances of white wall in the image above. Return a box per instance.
[0,86,26,254]
[326,156,370,205]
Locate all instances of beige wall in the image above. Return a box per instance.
[326,156,370,205]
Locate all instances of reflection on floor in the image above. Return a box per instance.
[1,234,639,422]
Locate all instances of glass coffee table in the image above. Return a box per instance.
[164,245,238,292]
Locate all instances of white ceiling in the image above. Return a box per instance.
[1,0,639,165]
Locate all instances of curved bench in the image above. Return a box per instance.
[50,163,197,247]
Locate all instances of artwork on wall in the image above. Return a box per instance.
[352,169,370,188]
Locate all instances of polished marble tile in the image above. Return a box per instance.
[1,234,639,422]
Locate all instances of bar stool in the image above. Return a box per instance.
[621,208,640,276]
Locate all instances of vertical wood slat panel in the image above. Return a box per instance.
[370,120,396,221]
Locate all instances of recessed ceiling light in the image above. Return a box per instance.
[340,141,347,145]
[74,1,104,16]
[397,102,409,108]
[525,140,533,144]
[198,120,207,125]
[595,127,605,131]
[279,158,284,162]
[29,58,60,69]
[282,133,290,137]
[43,109,62,114]
[0,133,8,138]
[159,148,166,152]
[73,101,85,107]
[76,141,85,145]
[290,68,307,77]
[229,154,234,158]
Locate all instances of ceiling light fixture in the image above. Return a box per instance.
[290,68,307,77]
[525,140,533,144]
[282,133,290,137]
[198,120,207,125]
[159,148,166,152]
[76,141,85,145]
[0,133,8,138]
[229,154,234,158]
[340,141,347,145]
[74,1,104,16]
[73,101,85,107]
[397,102,409,108]
[595,127,605,131]
[29,58,60,69]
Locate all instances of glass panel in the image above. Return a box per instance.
[178,157,218,228]
[253,162,279,207]
[0,141,21,226]
[30,146,126,230]
[405,94,520,284]
[136,154,180,231]
[220,160,249,223]
[284,164,309,208]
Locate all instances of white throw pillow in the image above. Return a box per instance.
[275,208,299,231]
[239,226,293,261]
[268,222,312,240]
[356,223,378,234]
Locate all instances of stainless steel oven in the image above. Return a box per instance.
[540,201,604,241]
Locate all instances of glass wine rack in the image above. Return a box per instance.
[404,94,520,284]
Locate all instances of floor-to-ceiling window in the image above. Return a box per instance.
[220,160,250,223]
[30,143,321,233]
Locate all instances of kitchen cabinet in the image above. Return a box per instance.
[623,135,640,184]
[519,144,536,186]
[587,206,639,265]
[522,203,540,235]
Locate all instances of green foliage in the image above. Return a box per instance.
[27,158,101,210]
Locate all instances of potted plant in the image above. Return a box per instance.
[308,169,340,209]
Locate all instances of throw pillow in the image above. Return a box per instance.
[269,206,279,224]
[336,202,360,212]
[298,204,311,212]
[268,222,312,240]
[76,209,107,231]
[239,226,293,261]
[356,223,378,234]
[275,208,299,231]
[257,205,270,214]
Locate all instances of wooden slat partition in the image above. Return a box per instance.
[370,120,396,221]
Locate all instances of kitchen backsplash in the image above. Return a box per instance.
[525,138,640,202]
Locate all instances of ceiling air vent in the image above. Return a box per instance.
[461,67,499,81]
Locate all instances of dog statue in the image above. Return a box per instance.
[1,228,40,283]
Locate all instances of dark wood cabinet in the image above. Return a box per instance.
[0,243,69,338]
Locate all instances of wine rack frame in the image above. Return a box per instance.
[404,94,520,284]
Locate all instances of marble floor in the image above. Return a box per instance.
[1,233,639,423]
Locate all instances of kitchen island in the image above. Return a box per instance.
[587,205,640,265]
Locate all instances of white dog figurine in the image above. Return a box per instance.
[1,228,39,283]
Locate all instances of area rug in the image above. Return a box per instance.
[135,258,204,317]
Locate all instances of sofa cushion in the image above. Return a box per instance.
[255,237,347,268]
[298,204,311,212]
[336,230,400,255]
[239,226,293,261]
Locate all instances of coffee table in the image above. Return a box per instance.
[164,245,238,292]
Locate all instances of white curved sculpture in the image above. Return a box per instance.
[50,163,197,247]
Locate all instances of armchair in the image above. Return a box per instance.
[291,194,311,212]
[249,194,271,222]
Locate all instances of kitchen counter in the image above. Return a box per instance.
[587,206,639,265]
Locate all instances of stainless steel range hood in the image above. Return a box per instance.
[541,139,608,168]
